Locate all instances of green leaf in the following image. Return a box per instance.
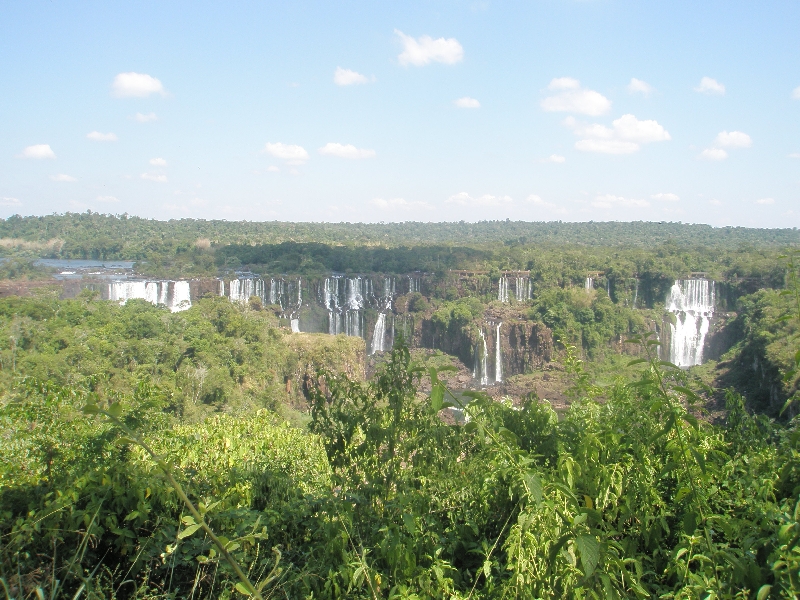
[235,582,252,596]
[464,421,479,434]
[626,358,647,367]
[82,403,100,414]
[682,412,699,431]
[181,515,196,525]
[651,414,675,443]
[402,513,416,536]
[428,367,439,385]
[177,524,202,539]
[524,471,543,504]
[107,402,123,419]
[690,447,706,474]
[483,559,492,578]
[682,511,698,534]
[575,534,599,577]
[757,585,772,600]
[430,383,444,412]
[123,510,139,522]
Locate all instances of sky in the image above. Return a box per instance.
[1,1,799,226]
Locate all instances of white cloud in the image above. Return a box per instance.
[0,197,21,206]
[455,97,480,108]
[525,194,568,213]
[627,78,654,96]
[445,192,513,207]
[141,172,168,182]
[542,154,566,163]
[263,142,309,165]
[96,195,119,203]
[134,112,158,122]
[789,153,800,159]
[112,72,166,98]
[318,143,376,159]
[50,174,77,182]
[714,130,752,148]
[395,30,463,66]
[651,193,680,202]
[569,114,670,154]
[591,194,649,209]
[698,148,728,160]
[87,131,118,142]
[371,197,434,210]
[792,86,800,100]
[756,197,775,205]
[149,157,167,166]
[334,67,369,86]
[267,165,280,173]
[541,78,611,116]
[19,144,56,159]
[694,77,725,95]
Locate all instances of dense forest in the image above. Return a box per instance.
[2,215,800,598]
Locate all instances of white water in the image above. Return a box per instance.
[473,329,489,386]
[290,319,300,333]
[495,322,502,383]
[408,275,421,293]
[108,280,191,312]
[498,277,509,303]
[633,280,639,308]
[514,277,530,302]
[218,280,225,296]
[370,313,387,354]
[667,279,715,367]
[585,277,593,291]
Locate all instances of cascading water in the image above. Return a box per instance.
[108,280,191,312]
[585,277,593,291]
[633,280,639,309]
[290,319,300,333]
[408,276,421,293]
[218,280,225,296]
[514,277,530,302]
[473,329,489,386]
[666,279,715,367]
[495,322,503,383]
[370,312,387,354]
[498,277,509,303]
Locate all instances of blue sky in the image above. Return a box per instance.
[1,1,799,226]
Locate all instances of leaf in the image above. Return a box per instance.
[464,421,479,434]
[651,414,675,443]
[757,585,772,600]
[82,403,100,414]
[430,383,444,412]
[124,510,140,522]
[181,515,196,525]
[682,413,699,431]
[575,534,599,577]
[583,495,593,510]
[177,524,202,539]
[626,358,647,367]
[674,386,701,405]
[107,402,123,419]
[402,513,416,536]
[524,471,543,504]
[428,367,439,386]
[690,447,706,474]
[548,533,572,571]
[235,582,252,596]
[116,436,136,446]
[683,511,698,534]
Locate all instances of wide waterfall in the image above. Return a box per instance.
[498,277,509,303]
[473,329,489,386]
[514,277,531,302]
[495,322,502,383]
[408,275,421,293]
[290,319,300,333]
[585,277,593,291]
[370,313,387,354]
[666,279,715,367]
[108,280,191,312]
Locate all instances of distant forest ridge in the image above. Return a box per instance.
[0,213,798,254]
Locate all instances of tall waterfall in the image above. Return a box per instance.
[290,319,300,333]
[370,313,387,355]
[218,280,225,296]
[108,280,191,312]
[585,277,593,291]
[633,280,639,308]
[498,277,509,303]
[514,277,531,302]
[495,322,503,383]
[473,329,489,386]
[408,275,421,293]
[666,279,715,367]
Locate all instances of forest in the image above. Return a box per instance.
[1,214,800,599]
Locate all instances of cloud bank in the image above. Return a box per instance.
[568,114,671,154]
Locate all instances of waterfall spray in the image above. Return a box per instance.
[495,322,502,383]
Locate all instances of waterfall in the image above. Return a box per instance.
[498,277,509,303]
[514,277,528,302]
[108,280,191,312]
[218,280,225,296]
[408,275,421,293]
[290,318,300,333]
[495,322,502,383]
[370,313,387,354]
[473,329,489,386]
[585,277,593,291]
[666,279,715,367]
[633,280,639,308]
